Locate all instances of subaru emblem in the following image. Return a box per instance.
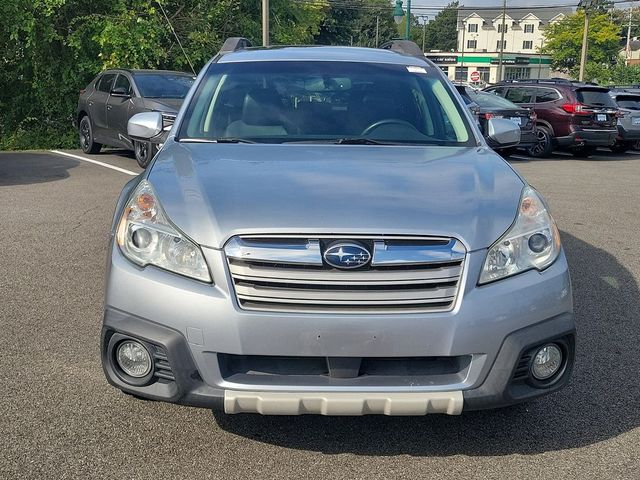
[323,242,371,270]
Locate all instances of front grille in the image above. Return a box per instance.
[224,235,465,314]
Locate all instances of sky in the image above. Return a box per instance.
[409,0,638,19]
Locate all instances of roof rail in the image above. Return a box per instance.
[379,40,425,59]
[496,78,573,85]
[219,37,252,54]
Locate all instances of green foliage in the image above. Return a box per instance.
[423,1,458,52]
[542,10,621,77]
[0,0,437,150]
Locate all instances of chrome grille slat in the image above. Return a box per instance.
[225,236,465,314]
[228,261,463,283]
[234,284,458,302]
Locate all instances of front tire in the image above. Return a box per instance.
[610,142,629,154]
[79,116,102,154]
[526,127,552,158]
[134,140,158,168]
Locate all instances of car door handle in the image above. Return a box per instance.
[107,105,112,110]
[88,101,93,106]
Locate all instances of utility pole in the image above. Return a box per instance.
[497,0,507,82]
[538,37,544,79]
[627,3,636,65]
[461,20,466,73]
[376,15,380,47]
[578,0,591,82]
[262,0,269,47]
[419,15,429,52]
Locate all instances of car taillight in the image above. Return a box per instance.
[561,103,589,115]
[615,110,625,118]
[483,113,494,120]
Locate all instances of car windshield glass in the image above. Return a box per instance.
[179,61,473,146]
[469,90,520,109]
[615,96,640,110]
[134,73,195,99]
[576,89,616,108]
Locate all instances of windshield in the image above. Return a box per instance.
[469,90,520,110]
[576,89,616,108]
[134,73,195,99]
[179,61,473,146]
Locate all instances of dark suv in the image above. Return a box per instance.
[76,69,195,167]
[484,80,618,157]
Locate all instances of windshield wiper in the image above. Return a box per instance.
[334,138,389,145]
[179,137,256,144]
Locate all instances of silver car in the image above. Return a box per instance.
[101,39,575,416]
[609,91,640,153]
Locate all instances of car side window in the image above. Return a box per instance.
[98,73,116,93]
[505,87,535,104]
[113,74,132,94]
[535,88,560,103]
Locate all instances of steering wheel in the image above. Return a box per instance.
[361,119,417,136]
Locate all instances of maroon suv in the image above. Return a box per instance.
[484,80,618,157]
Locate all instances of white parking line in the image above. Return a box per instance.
[50,150,138,176]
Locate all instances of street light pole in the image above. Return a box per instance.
[419,15,429,52]
[405,0,412,40]
[262,0,269,46]
[497,0,507,82]
[578,0,591,82]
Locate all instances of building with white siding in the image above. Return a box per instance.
[425,7,573,84]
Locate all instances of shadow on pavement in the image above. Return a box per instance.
[0,152,79,186]
[213,232,639,456]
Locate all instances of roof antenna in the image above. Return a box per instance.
[156,2,196,75]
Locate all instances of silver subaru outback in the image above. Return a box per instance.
[101,39,575,416]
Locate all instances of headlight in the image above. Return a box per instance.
[116,180,212,282]
[479,186,561,284]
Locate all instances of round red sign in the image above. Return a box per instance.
[470,71,481,82]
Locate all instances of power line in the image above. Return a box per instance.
[156,1,196,75]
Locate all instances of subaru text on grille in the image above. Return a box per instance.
[101,38,575,416]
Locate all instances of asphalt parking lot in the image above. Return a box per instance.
[1,147,639,479]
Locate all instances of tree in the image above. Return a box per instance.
[317,0,396,47]
[542,10,621,79]
[423,1,458,52]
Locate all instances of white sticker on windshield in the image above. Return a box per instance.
[406,66,427,74]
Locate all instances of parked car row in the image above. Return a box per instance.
[76,66,640,166]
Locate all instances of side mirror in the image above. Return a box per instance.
[111,86,131,97]
[128,112,163,140]
[486,118,521,148]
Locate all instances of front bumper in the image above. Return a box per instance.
[102,243,575,415]
[555,128,617,148]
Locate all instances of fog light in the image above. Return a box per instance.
[116,340,151,378]
[531,344,562,380]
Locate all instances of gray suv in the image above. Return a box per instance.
[101,39,575,416]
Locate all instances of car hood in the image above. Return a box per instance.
[142,98,183,112]
[148,142,524,250]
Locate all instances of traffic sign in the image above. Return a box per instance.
[470,71,481,82]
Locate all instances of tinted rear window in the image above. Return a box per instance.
[133,73,195,99]
[576,89,616,107]
[468,90,520,109]
[615,96,640,110]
